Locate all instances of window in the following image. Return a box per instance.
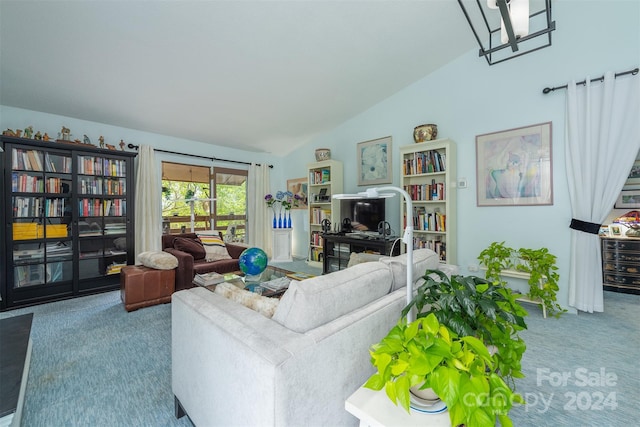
[213,167,247,242]
[161,162,247,242]
[161,162,211,233]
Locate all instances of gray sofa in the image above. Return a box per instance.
[171,249,457,427]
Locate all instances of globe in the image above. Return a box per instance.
[238,247,268,276]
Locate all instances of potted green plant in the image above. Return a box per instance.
[364,271,528,427]
[403,271,527,383]
[478,241,565,317]
[365,312,524,427]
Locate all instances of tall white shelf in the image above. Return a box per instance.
[400,139,457,264]
[307,159,343,267]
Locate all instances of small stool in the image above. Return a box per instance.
[120,265,175,312]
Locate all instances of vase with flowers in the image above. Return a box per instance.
[265,191,301,228]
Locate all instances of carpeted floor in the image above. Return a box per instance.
[1,266,637,426]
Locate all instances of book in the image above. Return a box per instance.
[261,277,291,291]
[286,272,315,281]
[194,272,225,286]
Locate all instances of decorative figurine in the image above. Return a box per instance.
[60,126,71,141]
[119,139,125,150]
[43,133,51,141]
[35,131,42,140]
[3,128,16,136]
[14,129,22,138]
[83,134,91,145]
[105,143,116,150]
[99,135,105,148]
[24,126,34,139]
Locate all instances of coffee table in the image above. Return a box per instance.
[195,265,304,298]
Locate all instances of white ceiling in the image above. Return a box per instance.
[1,0,481,156]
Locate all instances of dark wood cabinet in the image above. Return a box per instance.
[601,237,640,295]
[322,233,400,274]
[1,136,136,310]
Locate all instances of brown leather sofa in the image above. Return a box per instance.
[162,233,246,291]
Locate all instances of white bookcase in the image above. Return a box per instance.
[399,139,457,264]
[306,159,343,267]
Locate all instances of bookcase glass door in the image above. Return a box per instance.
[76,154,128,281]
[11,146,73,290]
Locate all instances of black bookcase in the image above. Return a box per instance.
[1,136,136,310]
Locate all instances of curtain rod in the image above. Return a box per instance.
[127,144,273,168]
[542,67,639,94]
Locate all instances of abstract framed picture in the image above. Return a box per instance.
[615,189,640,209]
[286,177,308,209]
[476,122,553,207]
[357,136,392,186]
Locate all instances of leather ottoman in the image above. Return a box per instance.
[120,265,175,312]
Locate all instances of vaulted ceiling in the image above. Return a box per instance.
[1,1,484,156]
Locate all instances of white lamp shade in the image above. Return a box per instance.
[500,0,530,44]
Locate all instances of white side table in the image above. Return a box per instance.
[271,228,292,262]
[345,386,451,427]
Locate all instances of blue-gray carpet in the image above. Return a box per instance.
[1,263,637,426]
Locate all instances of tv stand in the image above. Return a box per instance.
[322,233,400,274]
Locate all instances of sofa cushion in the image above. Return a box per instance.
[346,251,384,268]
[272,261,392,333]
[214,282,279,318]
[138,251,179,270]
[379,248,440,291]
[173,237,206,260]
[196,232,232,262]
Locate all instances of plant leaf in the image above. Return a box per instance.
[363,373,385,390]
[395,375,411,413]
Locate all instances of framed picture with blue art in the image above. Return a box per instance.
[476,122,553,207]
[357,136,392,186]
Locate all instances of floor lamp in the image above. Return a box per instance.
[333,186,415,322]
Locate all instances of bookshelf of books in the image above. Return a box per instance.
[1,136,136,309]
[399,139,457,264]
[306,159,343,268]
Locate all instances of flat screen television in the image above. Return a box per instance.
[340,198,386,233]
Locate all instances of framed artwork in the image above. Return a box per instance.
[615,189,640,209]
[357,136,392,186]
[624,160,640,186]
[287,177,308,209]
[610,225,621,236]
[476,122,553,207]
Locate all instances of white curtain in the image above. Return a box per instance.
[566,72,640,313]
[134,145,162,261]
[247,163,272,256]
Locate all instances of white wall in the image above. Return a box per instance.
[282,1,640,311]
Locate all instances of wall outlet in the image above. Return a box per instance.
[457,178,468,189]
[468,264,479,272]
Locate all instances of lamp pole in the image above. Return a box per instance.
[375,186,414,322]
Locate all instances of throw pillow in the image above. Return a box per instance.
[272,261,392,333]
[379,248,440,291]
[196,232,232,262]
[214,282,279,318]
[138,251,179,270]
[346,251,384,268]
[173,237,206,260]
